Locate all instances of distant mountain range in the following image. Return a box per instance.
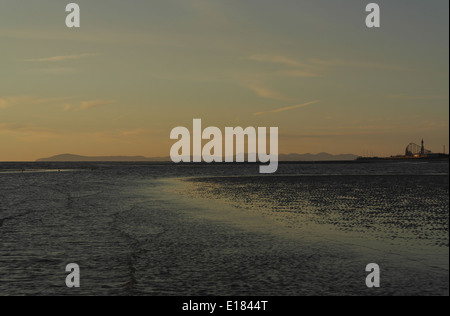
[36,153,358,162]
[279,153,358,161]
[36,154,167,162]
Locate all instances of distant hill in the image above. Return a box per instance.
[36,154,168,162]
[279,153,358,161]
[36,153,358,162]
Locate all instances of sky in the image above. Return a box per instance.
[0,0,448,161]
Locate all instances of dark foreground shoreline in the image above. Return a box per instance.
[1,158,448,169]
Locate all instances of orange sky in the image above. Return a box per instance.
[1,0,448,161]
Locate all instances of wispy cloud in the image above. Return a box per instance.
[246,54,305,67]
[0,96,28,109]
[83,128,159,143]
[254,100,320,116]
[185,0,229,26]
[21,53,100,62]
[245,83,290,101]
[309,58,410,71]
[120,128,153,137]
[244,55,409,78]
[417,120,449,132]
[0,123,157,142]
[29,68,77,75]
[0,96,74,109]
[277,70,322,78]
[0,123,61,140]
[80,100,117,110]
[0,98,10,109]
[239,54,324,99]
[388,94,449,100]
[279,129,394,139]
[0,96,118,111]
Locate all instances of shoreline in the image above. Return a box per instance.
[158,177,449,295]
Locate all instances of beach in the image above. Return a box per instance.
[0,161,448,296]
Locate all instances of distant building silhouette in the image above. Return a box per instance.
[405,140,431,157]
[359,139,448,161]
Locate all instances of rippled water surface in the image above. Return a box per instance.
[0,161,448,296]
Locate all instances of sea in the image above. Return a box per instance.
[0,161,448,296]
